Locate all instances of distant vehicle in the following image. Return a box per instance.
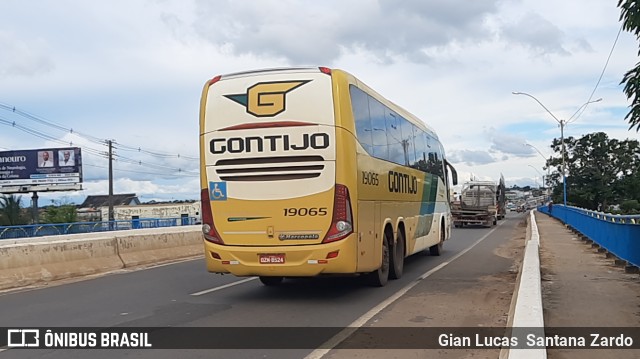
[496,175,506,220]
[451,179,502,228]
[199,67,458,287]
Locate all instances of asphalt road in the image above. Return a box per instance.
[0,212,526,359]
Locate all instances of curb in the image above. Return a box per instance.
[504,210,547,359]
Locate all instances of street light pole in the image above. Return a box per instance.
[513,92,602,207]
[524,143,550,188]
[528,164,545,189]
[560,121,567,206]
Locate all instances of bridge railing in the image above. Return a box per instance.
[538,204,640,267]
[0,217,200,240]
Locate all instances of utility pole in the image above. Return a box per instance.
[108,139,114,226]
[31,191,39,224]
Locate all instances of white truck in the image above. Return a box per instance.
[452,177,505,228]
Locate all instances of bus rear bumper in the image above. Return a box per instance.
[203,236,358,277]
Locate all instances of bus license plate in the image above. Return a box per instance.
[259,254,285,264]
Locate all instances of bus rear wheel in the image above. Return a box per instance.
[390,230,405,280]
[366,232,390,287]
[259,276,284,286]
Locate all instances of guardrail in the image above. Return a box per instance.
[0,217,200,240]
[538,204,640,267]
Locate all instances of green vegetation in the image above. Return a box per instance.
[619,0,640,131]
[620,199,640,214]
[546,132,640,213]
[0,194,28,225]
[43,204,78,224]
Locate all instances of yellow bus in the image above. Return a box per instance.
[199,67,457,286]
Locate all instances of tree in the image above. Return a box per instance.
[0,194,26,226]
[43,202,78,224]
[618,0,640,131]
[546,132,640,210]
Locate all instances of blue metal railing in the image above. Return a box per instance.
[0,217,200,240]
[538,204,640,267]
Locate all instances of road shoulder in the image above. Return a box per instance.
[326,218,526,359]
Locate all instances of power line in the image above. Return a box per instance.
[115,143,199,160]
[0,117,197,175]
[568,24,624,123]
[84,163,198,177]
[0,117,108,157]
[114,153,198,174]
[0,102,199,161]
[0,103,106,145]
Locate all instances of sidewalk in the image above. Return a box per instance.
[535,211,640,358]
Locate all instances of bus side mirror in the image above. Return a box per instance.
[445,159,458,186]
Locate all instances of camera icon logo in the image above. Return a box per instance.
[7,329,40,347]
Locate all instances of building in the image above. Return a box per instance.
[99,201,201,222]
[78,194,200,223]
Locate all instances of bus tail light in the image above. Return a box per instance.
[322,184,353,243]
[201,188,224,244]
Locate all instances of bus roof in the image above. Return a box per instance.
[208,67,439,139]
[215,67,324,80]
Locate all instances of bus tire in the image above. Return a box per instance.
[429,225,444,256]
[259,276,284,286]
[390,230,405,280]
[366,232,390,287]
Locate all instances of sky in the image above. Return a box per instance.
[0,0,638,206]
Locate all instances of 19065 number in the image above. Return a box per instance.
[362,171,379,186]
[283,207,328,216]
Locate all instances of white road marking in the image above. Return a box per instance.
[0,256,203,297]
[189,277,258,296]
[304,221,506,359]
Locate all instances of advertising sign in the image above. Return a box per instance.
[0,148,82,190]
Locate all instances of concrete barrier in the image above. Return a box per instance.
[0,226,203,291]
[0,237,123,290]
[116,227,203,267]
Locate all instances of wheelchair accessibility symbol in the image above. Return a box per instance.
[209,182,227,201]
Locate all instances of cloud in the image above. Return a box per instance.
[448,149,496,165]
[485,129,536,156]
[500,12,572,56]
[190,0,501,64]
[0,0,633,206]
[0,31,54,78]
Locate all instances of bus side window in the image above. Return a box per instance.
[399,118,416,167]
[385,109,404,165]
[414,130,428,171]
[349,85,374,155]
[369,96,389,161]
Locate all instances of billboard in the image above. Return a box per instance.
[0,147,82,192]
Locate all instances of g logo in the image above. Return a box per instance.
[224,80,311,117]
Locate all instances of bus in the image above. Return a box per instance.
[199,67,458,286]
